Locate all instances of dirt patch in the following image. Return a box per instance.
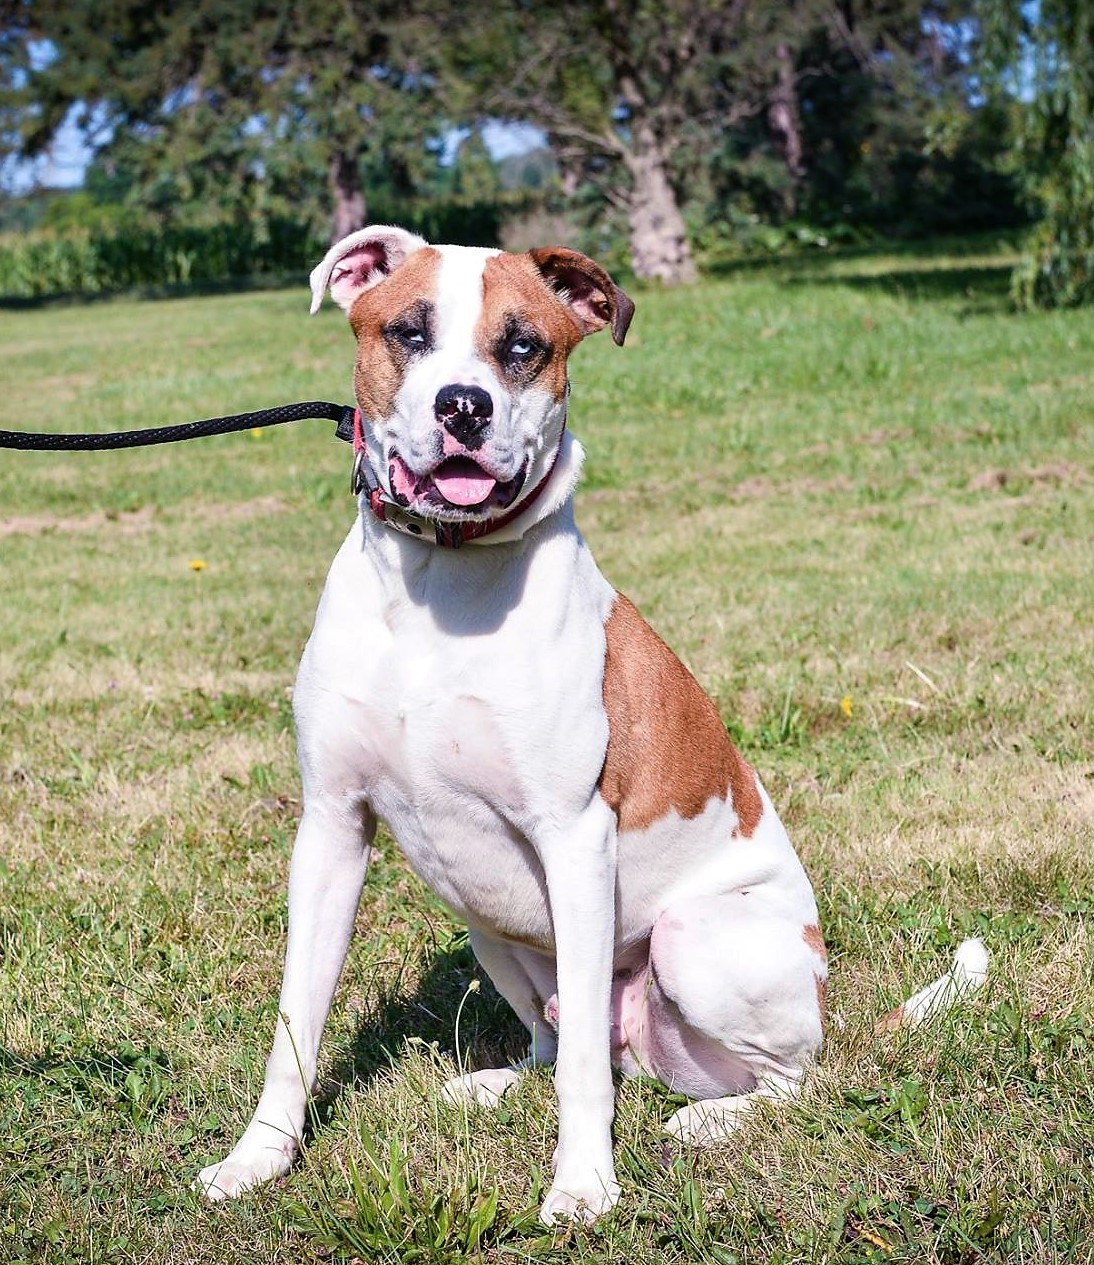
[719,472,855,501]
[967,461,1088,493]
[861,426,914,446]
[731,475,775,499]
[0,494,287,540]
[0,505,157,539]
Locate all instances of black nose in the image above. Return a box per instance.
[434,384,493,448]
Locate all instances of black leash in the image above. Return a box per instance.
[0,400,357,451]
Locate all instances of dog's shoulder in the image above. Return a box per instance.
[597,592,762,838]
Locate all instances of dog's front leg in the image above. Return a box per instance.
[537,795,620,1226]
[196,799,374,1199]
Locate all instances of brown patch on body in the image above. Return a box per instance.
[815,973,828,1032]
[598,593,762,836]
[802,923,827,962]
[875,1004,906,1034]
[802,924,828,1032]
[476,253,585,401]
[349,247,441,420]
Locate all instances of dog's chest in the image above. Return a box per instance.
[295,522,614,938]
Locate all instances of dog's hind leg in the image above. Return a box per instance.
[195,799,374,1199]
[441,931,558,1107]
[616,893,825,1147]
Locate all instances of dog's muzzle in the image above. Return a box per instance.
[350,409,557,549]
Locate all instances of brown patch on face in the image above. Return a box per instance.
[802,923,827,962]
[476,253,584,402]
[598,593,763,836]
[348,247,441,420]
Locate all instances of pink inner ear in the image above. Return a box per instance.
[549,265,611,332]
[330,241,389,305]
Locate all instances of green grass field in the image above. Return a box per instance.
[1,239,1092,1264]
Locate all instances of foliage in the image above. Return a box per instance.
[445,1,1030,279]
[0,0,448,241]
[978,0,1094,307]
[697,5,1026,242]
[0,218,318,297]
[0,1,1086,295]
[1012,169,1094,308]
[0,193,525,299]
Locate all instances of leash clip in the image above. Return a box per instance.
[351,441,440,542]
[350,447,367,496]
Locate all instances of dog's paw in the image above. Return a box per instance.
[193,1140,295,1201]
[663,1096,753,1146]
[441,1067,521,1109]
[539,1174,621,1227]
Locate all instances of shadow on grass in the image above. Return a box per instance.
[0,270,308,311]
[0,1042,170,1089]
[313,939,529,1130]
[783,262,1014,312]
[701,238,1017,315]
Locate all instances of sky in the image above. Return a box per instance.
[9,111,545,195]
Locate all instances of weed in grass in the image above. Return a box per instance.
[288,1126,543,1263]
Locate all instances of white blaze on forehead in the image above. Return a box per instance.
[432,246,500,369]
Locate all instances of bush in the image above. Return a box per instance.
[0,219,324,299]
[1011,147,1094,310]
[0,196,538,300]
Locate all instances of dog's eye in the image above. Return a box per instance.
[394,326,427,347]
[385,320,429,350]
[506,337,541,361]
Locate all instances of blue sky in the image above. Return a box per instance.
[8,112,545,195]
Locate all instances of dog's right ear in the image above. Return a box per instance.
[309,225,428,315]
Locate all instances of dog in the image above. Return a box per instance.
[195,226,987,1224]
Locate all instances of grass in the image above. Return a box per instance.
[1,238,1092,1263]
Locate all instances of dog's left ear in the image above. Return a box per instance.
[529,247,635,346]
[310,224,428,315]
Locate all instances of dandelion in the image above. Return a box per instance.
[840,694,853,718]
[250,427,263,438]
[188,559,206,571]
[857,1225,892,1252]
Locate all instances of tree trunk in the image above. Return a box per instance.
[329,148,366,243]
[767,41,804,218]
[624,118,697,286]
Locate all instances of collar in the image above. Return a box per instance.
[350,408,575,548]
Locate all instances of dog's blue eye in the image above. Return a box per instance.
[509,339,538,358]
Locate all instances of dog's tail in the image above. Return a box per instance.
[875,937,989,1033]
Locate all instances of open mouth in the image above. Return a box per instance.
[388,453,526,515]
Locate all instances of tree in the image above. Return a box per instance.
[0,0,444,241]
[792,2,982,231]
[447,0,805,285]
[706,1,1024,241]
[978,0,1094,307]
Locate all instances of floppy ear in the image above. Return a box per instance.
[528,246,635,346]
[309,224,428,315]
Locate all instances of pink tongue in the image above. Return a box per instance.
[432,458,497,507]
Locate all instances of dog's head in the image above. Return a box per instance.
[310,225,634,527]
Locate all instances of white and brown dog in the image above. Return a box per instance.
[195,226,986,1223]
